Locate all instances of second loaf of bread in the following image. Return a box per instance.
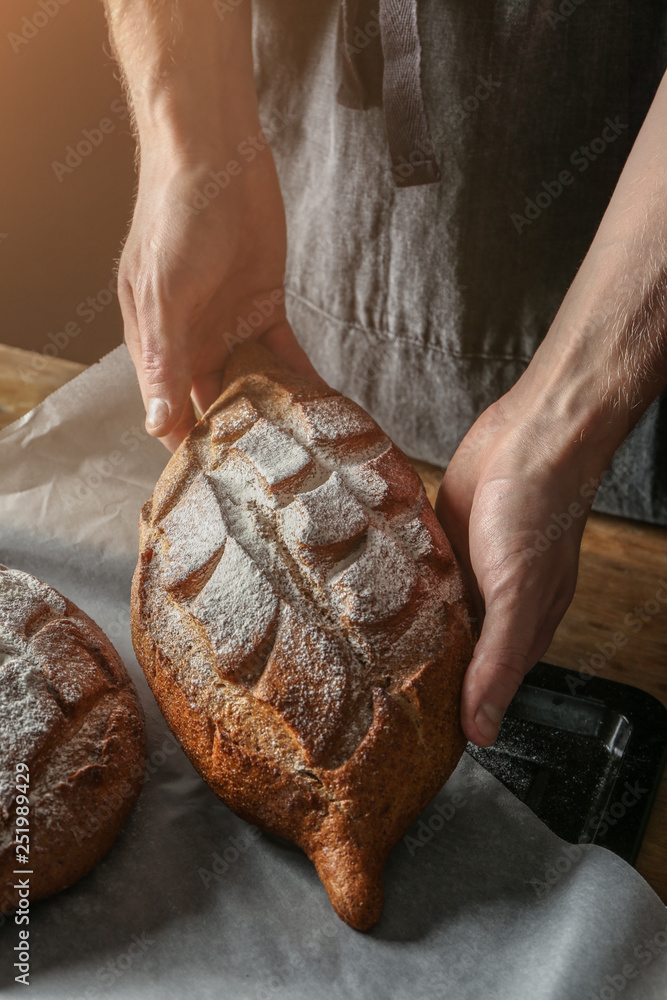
[131,343,474,930]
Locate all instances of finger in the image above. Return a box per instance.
[123,298,196,452]
[156,400,198,453]
[191,370,225,419]
[461,592,539,747]
[435,474,483,620]
[259,321,324,383]
[119,277,143,375]
[120,275,196,442]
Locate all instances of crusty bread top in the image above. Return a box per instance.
[0,566,141,830]
[137,344,471,773]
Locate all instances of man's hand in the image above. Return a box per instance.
[104,0,316,452]
[118,143,317,452]
[438,68,667,747]
[436,390,597,747]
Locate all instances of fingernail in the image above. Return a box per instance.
[145,398,169,434]
[474,703,504,744]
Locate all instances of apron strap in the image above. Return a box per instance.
[337,0,441,187]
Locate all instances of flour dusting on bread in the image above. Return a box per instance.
[0,566,146,913]
[131,343,474,931]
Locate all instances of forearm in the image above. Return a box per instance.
[510,69,667,473]
[102,0,258,156]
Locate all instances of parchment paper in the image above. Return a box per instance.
[0,346,665,1000]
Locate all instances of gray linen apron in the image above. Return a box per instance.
[252,0,667,524]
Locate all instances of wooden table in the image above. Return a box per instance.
[1,343,666,901]
[0,344,86,431]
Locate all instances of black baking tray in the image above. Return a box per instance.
[466,661,667,864]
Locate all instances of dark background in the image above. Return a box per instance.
[1,0,135,364]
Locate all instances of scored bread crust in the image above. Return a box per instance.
[0,566,146,913]
[131,343,474,930]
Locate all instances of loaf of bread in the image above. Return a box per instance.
[132,343,474,930]
[0,566,146,914]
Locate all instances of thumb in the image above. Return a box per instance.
[121,282,196,451]
[461,595,537,747]
[141,338,197,449]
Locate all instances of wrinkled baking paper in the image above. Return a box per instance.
[0,346,665,1000]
